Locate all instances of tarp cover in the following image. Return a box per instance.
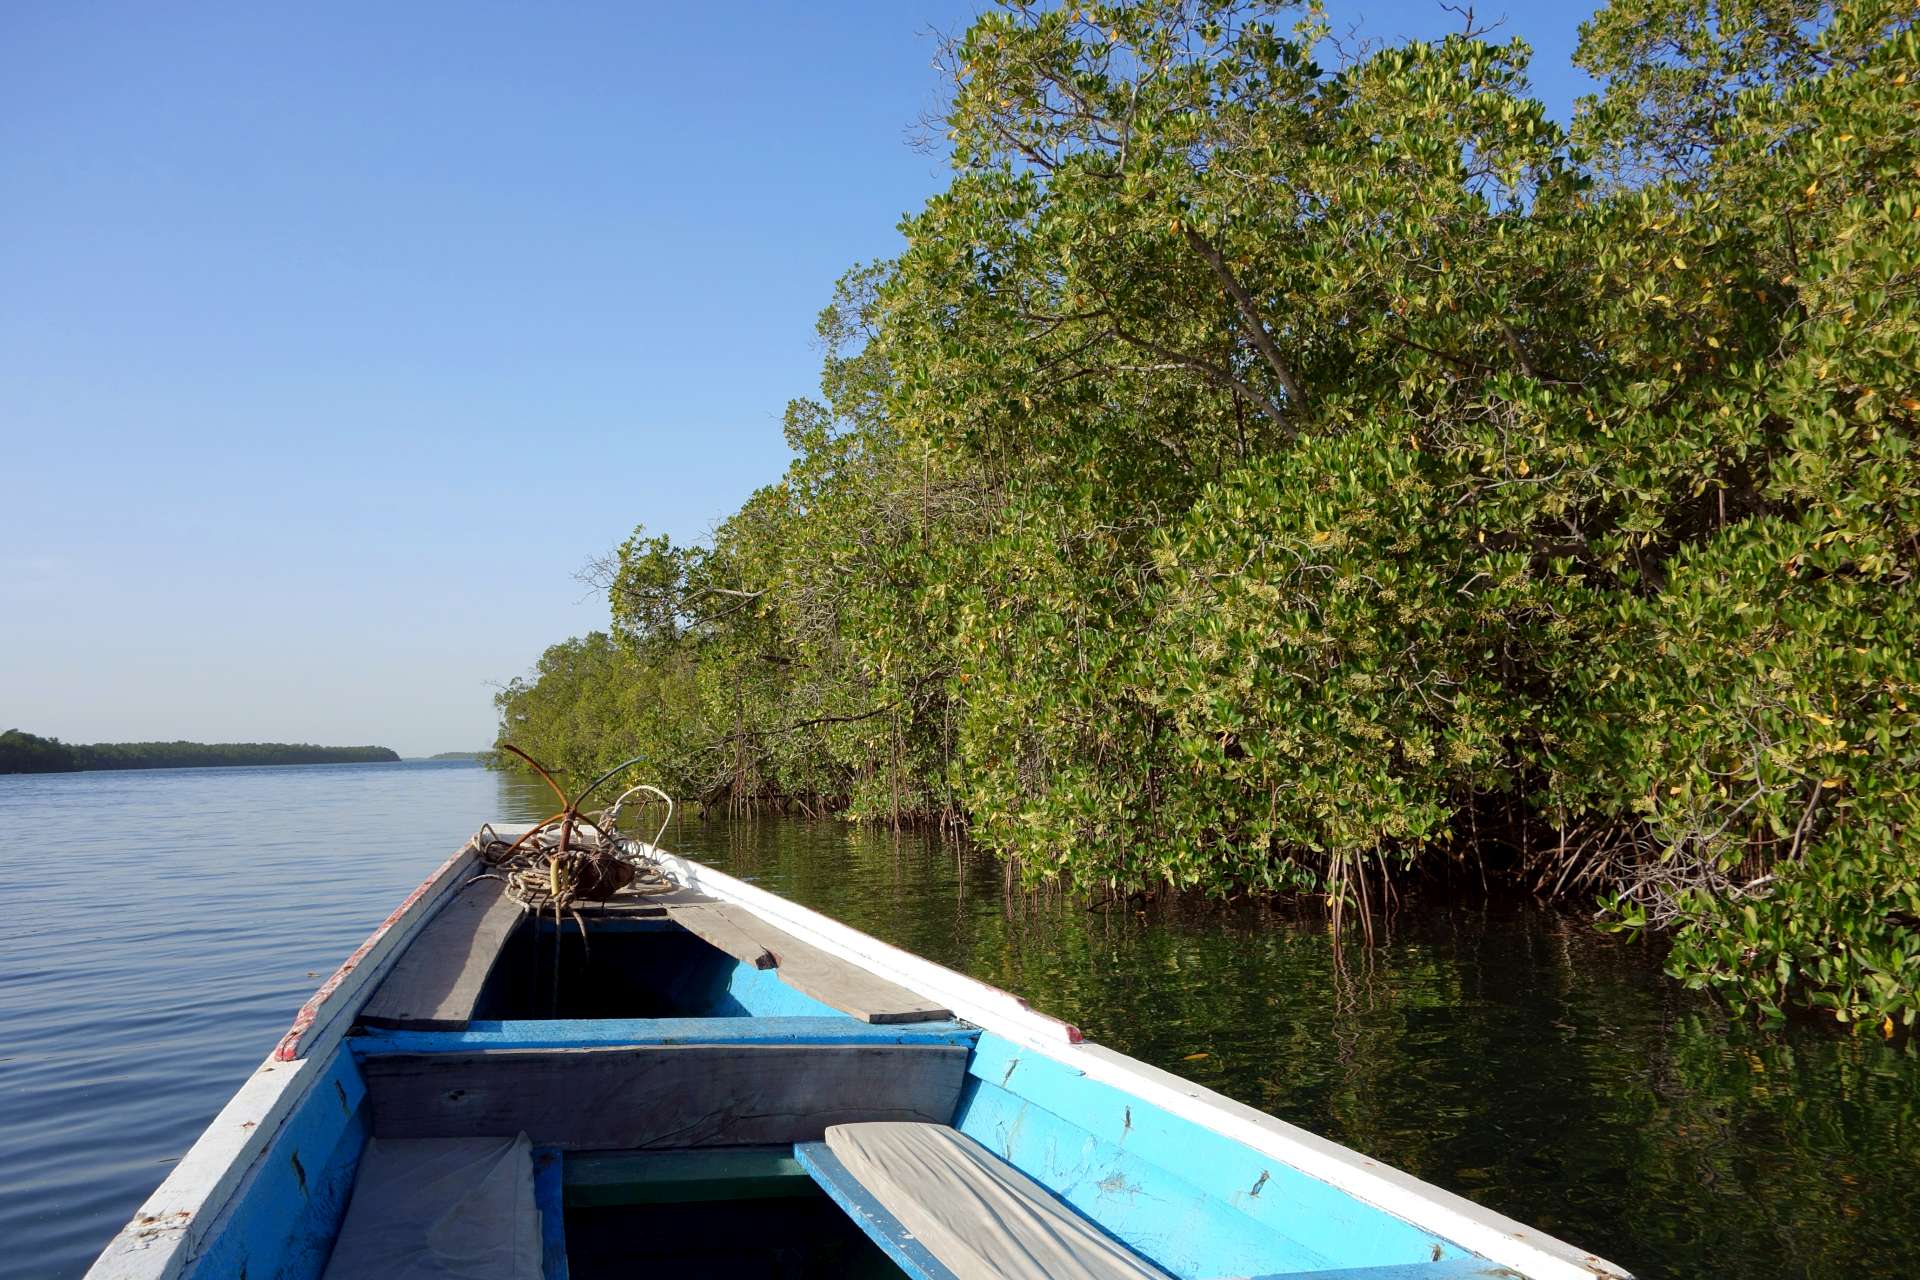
[320,1134,542,1280]
[825,1121,1170,1280]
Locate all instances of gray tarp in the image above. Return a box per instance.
[825,1122,1171,1280]
[321,1134,542,1280]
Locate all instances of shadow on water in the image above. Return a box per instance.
[668,816,1920,1280]
[1,766,1912,1280]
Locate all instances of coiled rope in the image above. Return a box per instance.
[464,747,676,1004]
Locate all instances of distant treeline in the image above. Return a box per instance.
[0,729,399,773]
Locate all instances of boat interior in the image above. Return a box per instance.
[190,878,1518,1280]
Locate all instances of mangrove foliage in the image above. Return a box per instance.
[495,0,1920,1027]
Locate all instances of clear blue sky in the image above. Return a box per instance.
[1,3,1595,757]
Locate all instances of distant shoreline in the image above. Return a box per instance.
[0,730,401,775]
[16,759,409,775]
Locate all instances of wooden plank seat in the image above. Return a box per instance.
[573,885,721,919]
[795,1122,1173,1280]
[320,1134,543,1279]
[663,902,953,1024]
[362,1043,969,1150]
[797,1124,1522,1280]
[662,901,777,969]
[360,876,524,1031]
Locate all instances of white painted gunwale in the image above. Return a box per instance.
[649,845,1634,1280]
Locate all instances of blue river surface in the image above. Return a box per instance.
[1,759,1916,1280]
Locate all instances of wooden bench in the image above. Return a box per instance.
[795,1122,1172,1280]
[795,1123,1525,1280]
[362,1043,969,1150]
[663,900,953,1023]
[358,877,524,1031]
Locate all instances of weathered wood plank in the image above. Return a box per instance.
[275,845,484,1061]
[644,884,949,1020]
[817,1123,1175,1280]
[759,928,952,1024]
[359,876,525,1030]
[362,1043,968,1149]
[672,905,951,1023]
[664,902,778,969]
[576,885,717,919]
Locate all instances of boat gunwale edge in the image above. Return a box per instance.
[85,844,483,1280]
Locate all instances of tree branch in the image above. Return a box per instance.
[1109,322,1291,435]
[1182,227,1308,412]
[691,701,904,757]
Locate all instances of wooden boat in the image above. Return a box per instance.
[87,822,1632,1280]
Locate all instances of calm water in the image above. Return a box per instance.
[1,763,1915,1279]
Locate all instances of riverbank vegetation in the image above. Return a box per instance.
[0,730,400,773]
[494,0,1919,1026]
